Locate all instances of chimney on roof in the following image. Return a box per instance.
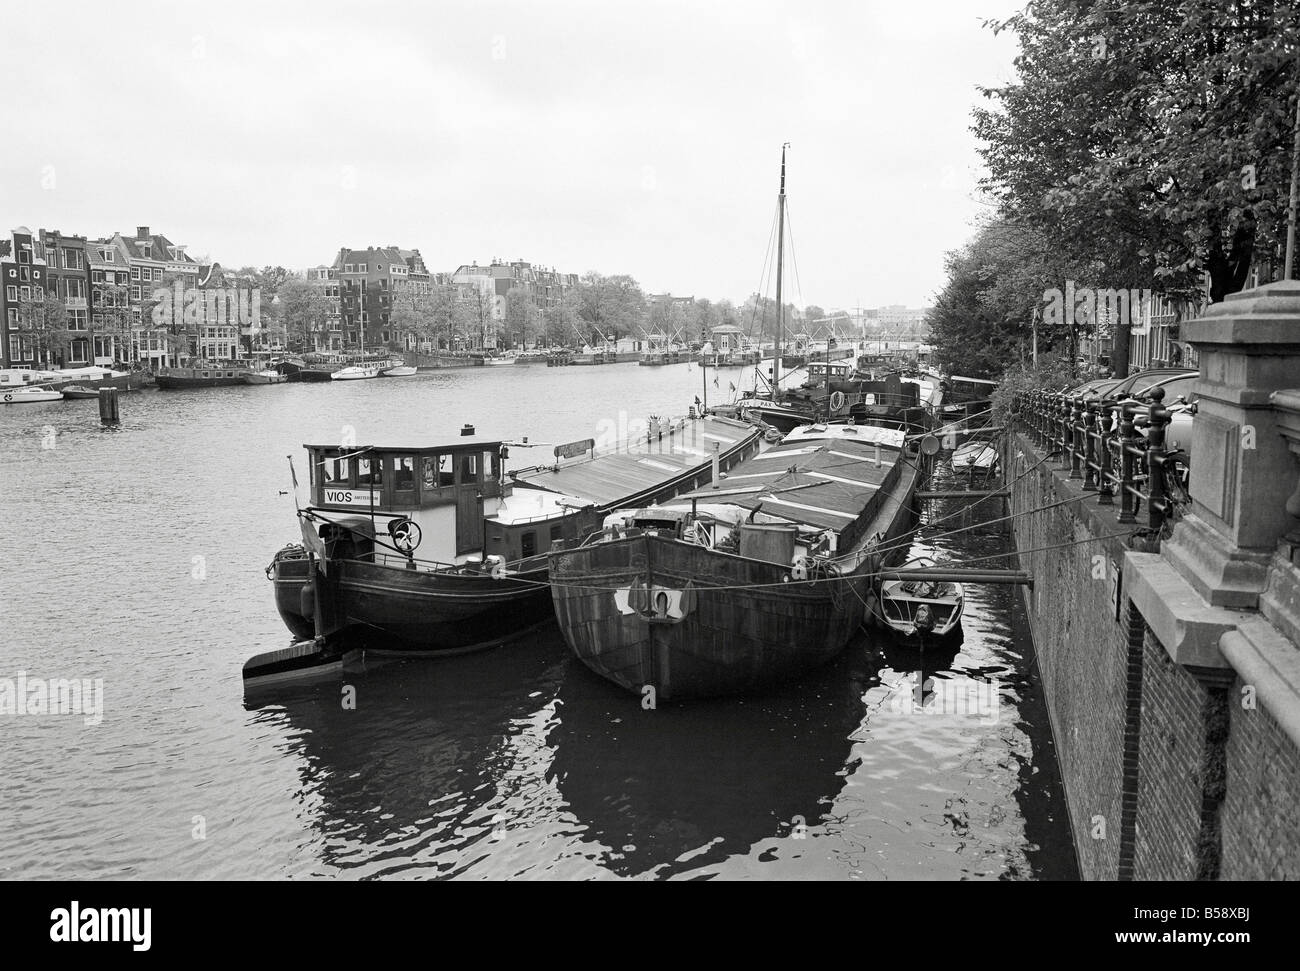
[136,226,150,240]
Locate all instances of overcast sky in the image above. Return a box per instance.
[0,0,1022,310]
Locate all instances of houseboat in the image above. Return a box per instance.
[547,420,922,699]
[155,364,250,389]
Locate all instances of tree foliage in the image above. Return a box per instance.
[974,0,1299,305]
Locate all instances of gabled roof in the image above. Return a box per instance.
[111,230,198,266]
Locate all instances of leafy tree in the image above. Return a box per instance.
[278,276,332,352]
[503,286,536,348]
[566,272,646,344]
[974,0,1299,310]
[16,290,69,367]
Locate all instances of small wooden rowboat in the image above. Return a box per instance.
[873,556,963,637]
[952,439,998,473]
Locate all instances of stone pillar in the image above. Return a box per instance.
[1162,280,1300,608]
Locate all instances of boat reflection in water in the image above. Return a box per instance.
[242,606,1074,880]
[545,642,872,878]
[242,637,573,879]
[242,628,869,879]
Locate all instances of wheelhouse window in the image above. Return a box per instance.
[456,451,478,486]
[392,456,416,497]
[357,457,382,487]
[521,531,537,557]
[324,455,352,486]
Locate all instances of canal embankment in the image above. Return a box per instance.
[1005,279,1300,880]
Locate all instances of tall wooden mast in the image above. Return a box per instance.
[773,143,789,400]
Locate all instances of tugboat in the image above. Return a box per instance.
[249,414,761,688]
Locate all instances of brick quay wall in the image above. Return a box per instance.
[1006,429,1300,880]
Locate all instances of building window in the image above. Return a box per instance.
[4,286,14,301]
[131,267,140,281]
[18,251,30,264]
[8,335,18,361]
[19,286,30,301]
[6,309,17,329]
[103,250,114,262]
[92,270,104,283]
[131,286,141,301]
[68,338,89,363]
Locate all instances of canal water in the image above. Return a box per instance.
[0,362,1077,879]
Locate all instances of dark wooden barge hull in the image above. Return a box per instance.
[271,556,554,653]
[549,451,922,699]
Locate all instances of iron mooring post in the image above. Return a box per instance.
[1082,398,1099,491]
[1117,400,1139,524]
[1069,396,1083,479]
[1145,386,1169,534]
[1097,399,1116,506]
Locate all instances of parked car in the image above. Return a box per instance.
[1108,367,1196,400]
[1066,376,1124,398]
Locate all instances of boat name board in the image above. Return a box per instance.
[554,438,595,460]
[322,487,378,507]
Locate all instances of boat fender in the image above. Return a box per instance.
[300,584,316,620]
[790,558,810,581]
[489,557,507,579]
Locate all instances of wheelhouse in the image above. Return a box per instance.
[302,436,599,568]
[305,436,507,564]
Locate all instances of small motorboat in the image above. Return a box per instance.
[1,385,63,404]
[242,369,288,385]
[330,363,383,381]
[379,364,418,377]
[873,556,964,637]
[61,385,101,399]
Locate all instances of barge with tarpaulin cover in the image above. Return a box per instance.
[547,421,922,699]
[248,414,760,687]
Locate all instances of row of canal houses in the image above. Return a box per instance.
[0,225,256,371]
[1,222,586,369]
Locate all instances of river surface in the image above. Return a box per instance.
[0,361,1077,879]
